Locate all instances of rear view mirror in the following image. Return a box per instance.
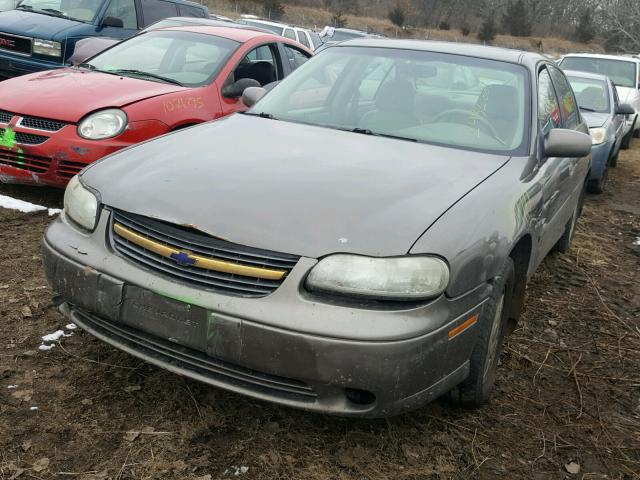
[222,78,261,99]
[616,103,635,115]
[544,129,591,158]
[102,16,124,28]
[242,86,267,107]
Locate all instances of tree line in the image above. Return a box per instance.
[252,0,640,52]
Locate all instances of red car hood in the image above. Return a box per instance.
[0,68,187,123]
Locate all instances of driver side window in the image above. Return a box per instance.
[232,44,279,87]
[538,68,561,136]
[105,0,138,29]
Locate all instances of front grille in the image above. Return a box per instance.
[73,308,317,401]
[110,210,300,298]
[20,116,66,132]
[0,32,32,56]
[57,160,85,178]
[0,128,49,145]
[0,110,12,123]
[0,147,51,173]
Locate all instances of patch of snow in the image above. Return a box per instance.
[38,344,55,351]
[66,323,77,330]
[7,385,18,389]
[42,330,65,343]
[633,237,640,246]
[0,194,60,216]
[30,406,39,411]
[224,466,249,476]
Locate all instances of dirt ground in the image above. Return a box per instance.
[1,147,639,480]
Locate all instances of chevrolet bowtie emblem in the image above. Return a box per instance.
[169,251,197,266]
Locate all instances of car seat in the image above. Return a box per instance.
[359,79,420,132]
[474,84,519,144]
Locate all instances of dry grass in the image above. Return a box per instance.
[203,0,604,56]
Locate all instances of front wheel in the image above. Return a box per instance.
[448,257,515,408]
[587,166,608,194]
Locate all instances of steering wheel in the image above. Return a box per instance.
[432,109,506,146]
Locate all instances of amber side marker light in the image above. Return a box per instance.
[448,314,479,340]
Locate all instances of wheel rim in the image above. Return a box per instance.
[483,293,505,381]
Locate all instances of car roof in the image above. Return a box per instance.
[159,25,283,42]
[563,69,610,82]
[337,39,546,65]
[563,53,640,63]
[242,18,290,28]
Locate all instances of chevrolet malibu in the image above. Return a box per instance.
[43,40,592,417]
[0,25,311,187]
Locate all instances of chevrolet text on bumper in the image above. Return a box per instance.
[44,40,592,416]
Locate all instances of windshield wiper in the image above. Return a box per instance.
[41,8,71,19]
[352,127,418,142]
[579,106,597,112]
[242,111,277,120]
[108,69,183,86]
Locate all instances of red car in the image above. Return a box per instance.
[0,26,312,188]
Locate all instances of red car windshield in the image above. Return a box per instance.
[86,31,240,87]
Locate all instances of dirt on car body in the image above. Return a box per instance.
[0,150,639,479]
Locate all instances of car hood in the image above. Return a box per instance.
[615,85,638,105]
[581,111,610,128]
[0,68,187,122]
[83,115,510,258]
[0,9,80,39]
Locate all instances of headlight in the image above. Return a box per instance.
[64,175,98,230]
[589,127,606,145]
[78,109,128,140]
[306,254,450,300]
[33,39,61,57]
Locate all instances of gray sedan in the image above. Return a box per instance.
[44,40,591,417]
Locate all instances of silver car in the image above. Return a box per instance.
[44,40,591,417]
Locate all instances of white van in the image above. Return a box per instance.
[238,18,322,51]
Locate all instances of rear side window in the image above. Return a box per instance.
[538,68,562,135]
[105,0,138,29]
[548,66,580,129]
[141,0,179,26]
[296,30,310,48]
[178,4,206,17]
[283,28,296,40]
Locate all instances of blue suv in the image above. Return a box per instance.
[0,0,207,79]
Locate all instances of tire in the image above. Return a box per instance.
[448,257,515,409]
[621,117,636,150]
[554,181,586,253]
[610,149,619,168]
[587,166,608,194]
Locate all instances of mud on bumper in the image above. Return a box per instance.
[43,235,484,417]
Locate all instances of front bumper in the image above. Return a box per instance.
[43,211,491,417]
[0,119,168,188]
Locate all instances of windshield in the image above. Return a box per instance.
[17,0,102,22]
[253,46,529,154]
[567,76,610,113]
[560,57,637,89]
[85,31,239,87]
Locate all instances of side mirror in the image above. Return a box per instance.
[242,86,267,107]
[544,129,592,158]
[616,103,635,115]
[222,78,261,99]
[102,16,124,28]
